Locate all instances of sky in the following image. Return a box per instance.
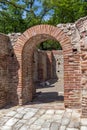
[18,0,53,21]
[0,0,53,21]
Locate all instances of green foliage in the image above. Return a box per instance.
[0,0,87,33]
[47,0,87,25]
[0,0,87,50]
[37,40,62,50]
[0,0,26,33]
[0,0,52,33]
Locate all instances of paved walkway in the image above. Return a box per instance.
[0,105,87,130]
[0,81,87,130]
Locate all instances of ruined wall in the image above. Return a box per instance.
[59,17,87,115]
[1,17,87,117]
[33,49,38,82]
[52,50,64,86]
[76,17,87,117]
[57,22,81,108]
[0,34,12,108]
[33,50,47,82]
[0,33,20,108]
[37,50,47,81]
[8,24,81,108]
[33,50,64,84]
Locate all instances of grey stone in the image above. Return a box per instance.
[55,110,65,115]
[41,114,52,120]
[50,122,59,130]
[41,128,49,130]
[81,126,87,130]
[1,126,12,130]
[19,125,29,130]
[68,121,80,128]
[30,124,41,129]
[23,108,38,114]
[52,115,62,120]
[23,111,35,120]
[13,122,23,130]
[14,113,24,119]
[65,108,72,112]
[63,112,72,118]
[5,118,19,127]
[42,121,51,128]
[6,111,17,117]
[34,118,45,125]
[66,128,79,130]
[16,107,24,112]
[36,109,45,115]
[0,117,11,126]
[18,119,27,124]
[61,118,70,126]
[45,110,55,114]
[60,126,66,130]
[26,117,37,125]
[81,119,87,125]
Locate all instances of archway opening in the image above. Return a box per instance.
[32,39,64,107]
[22,34,64,107]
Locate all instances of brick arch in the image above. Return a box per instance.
[14,25,81,107]
[14,25,72,55]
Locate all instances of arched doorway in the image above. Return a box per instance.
[33,40,64,107]
[14,25,81,108]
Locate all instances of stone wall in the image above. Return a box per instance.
[57,21,81,108]
[52,50,64,86]
[76,17,87,117]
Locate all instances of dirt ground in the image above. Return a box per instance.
[32,79,64,108]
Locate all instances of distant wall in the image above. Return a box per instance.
[33,50,64,84]
[52,50,64,86]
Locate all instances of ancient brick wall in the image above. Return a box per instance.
[0,34,12,108]
[37,50,47,81]
[13,25,80,108]
[33,49,38,82]
[57,23,81,108]
[33,50,64,84]
[6,24,81,108]
[1,17,87,117]
[0,33,20,108]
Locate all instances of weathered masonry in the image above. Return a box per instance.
[33,50,64,83]
[0,17,87,117]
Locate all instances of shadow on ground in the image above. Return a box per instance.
[31,92,64,104]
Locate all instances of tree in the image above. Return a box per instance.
[0,0,52,33]
[37,0,87,50]
[46,0,87,25]
[38,40,62,50]
[0,0,87,50]
[0,0,26,33]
